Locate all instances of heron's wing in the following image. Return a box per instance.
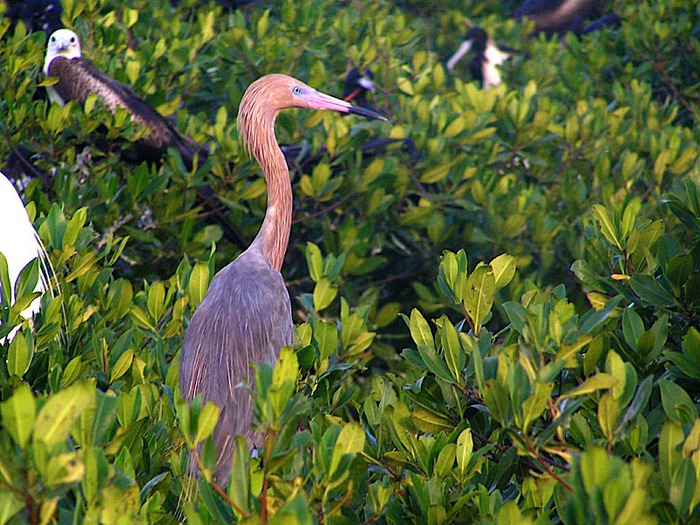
[47,57,207,167]
[179,250,293,480]
[180,254,293,400]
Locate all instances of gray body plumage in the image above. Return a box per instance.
[179,247,293,481]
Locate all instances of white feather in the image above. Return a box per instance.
[0,172,46,341]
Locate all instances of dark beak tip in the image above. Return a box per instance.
[349,105,387,122]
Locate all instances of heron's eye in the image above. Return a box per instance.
[50,36,56,42]
[70,37,75,43]
[292,86,302,95]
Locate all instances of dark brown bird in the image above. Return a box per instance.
[5,0,63,35]
[43,29,207,169]
[43,29,251,248]
[513,0,598,35]
[179,74,385,482]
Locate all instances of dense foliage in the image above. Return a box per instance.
[1,0,700,522]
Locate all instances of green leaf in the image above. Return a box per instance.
[13,258,40,305]
[411,410,454,434]
[416,343,453,383]
[629,274,676,308]
[502,302,527,333]
[305,242,323,282]
[408,309,435,350]
[490,253,516,290]
[268,347,299,421]
[580,447,611,495]
[483,380,510,425]
[329,422,365,478]
[683,327,700,362]
[147,281,166,323]
[616,375,653,433]
[441,316,465,382]
[110,349,134,383]
[194,402,221,445]
[664,253,693,296]
[597,393,619,441]
[228,435,252,516]
[592,204,621,250]
[561,373,618,399]
[187,262,210,310]
[659,420,684,491]
[670,457,696,516]
[659,380,698,424]
[7,329,34,378]
[434,443,456,477]
[313,277,337,311]
[0,384,36,449]
[35,381,95,447]
[0,489,24,525]
[63,207,87,247]
[455,428,473,478]
[323,253,345,280]
[311,318,338,361]
[464,265,495,332]
[0,252,11,309]
[77,390,118,448]
[41,204,67,250]
[520,382,553,433]
[622,308,645,351]
[621,198,641,241]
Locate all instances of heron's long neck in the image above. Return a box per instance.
[249,127,292,273]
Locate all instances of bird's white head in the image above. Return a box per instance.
[44,29,82,75]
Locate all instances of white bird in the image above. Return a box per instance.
[0,172,47,341]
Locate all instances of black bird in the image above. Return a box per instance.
[447,27,511,90]
[343,67,376,108]
[5,0,63,35]
[582,13,621,34]
[513,0,597,35]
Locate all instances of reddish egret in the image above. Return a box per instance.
[0,172,46,342]
[44,29,207,169]
[179,74,384,481]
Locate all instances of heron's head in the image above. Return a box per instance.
[237,74,385,156]
[44,29,81,74]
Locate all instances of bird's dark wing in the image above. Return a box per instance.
[513,0,597,33]
[7,0,63,34]
[47,56,207,168]
[513,0,564,17]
